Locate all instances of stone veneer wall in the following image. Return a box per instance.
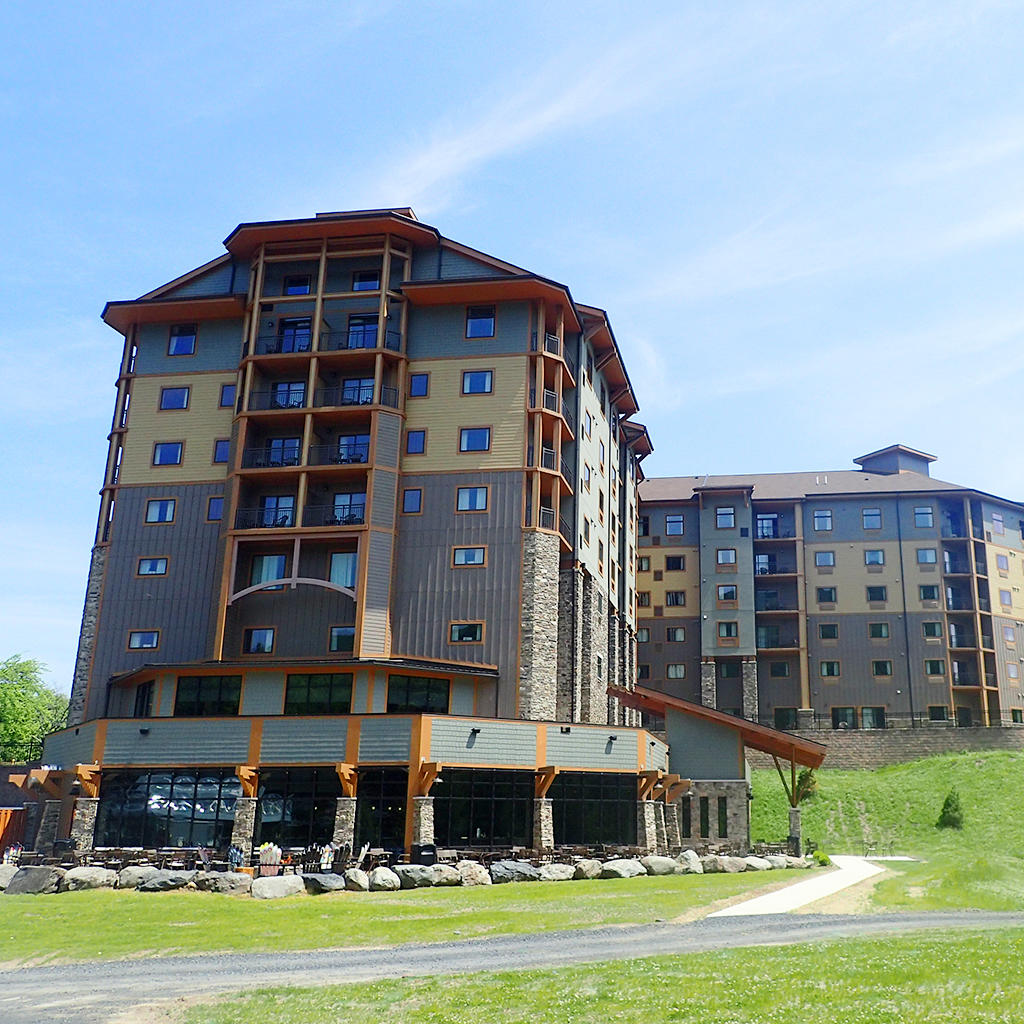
[556,566,584,721]
[230,797,257,859]
[70,797,99,852]
[412,796,434,846]
[67,545,107,726]
[700,660,716,708]
[579,574,609,724]
[519,532,561,720]
[685,780,751,850]
[745,726,1024,770]
[740,658,758,720]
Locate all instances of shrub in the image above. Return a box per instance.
[937,788,965,830]
[812,849,831,867]
[795,768,818,803]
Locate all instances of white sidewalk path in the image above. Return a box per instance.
[708,855,885,917]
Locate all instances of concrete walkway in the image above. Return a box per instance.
[708,855,885,916]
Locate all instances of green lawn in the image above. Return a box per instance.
[0,871,778,966]
[183,928,1024,1024]
[751,749,1024,910]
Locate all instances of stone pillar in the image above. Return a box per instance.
[520,532,560,720]
[533,798,554,850]
[654,800,667,854]
[34,800,62,853]
[332,796,356,851]
[788,806,802,857]
[741,658,758,720]
[70,798,99,852]
[796,708,815,730]
[636,800,658,853]
[665,800,682,850]
[21,801,40,849]
[68,545,108,726]
[230,796,258,860]
[412,796,434,846]
[700,660,717,708]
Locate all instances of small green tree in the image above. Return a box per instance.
[795,768,818,803]
[0,656,68,763]
[936,787,965,830]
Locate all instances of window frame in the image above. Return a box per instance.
[145,498,177,524]
[212,438,231,464]
[866,585,888,603]
[813,509,833,532]
[665,514,684,536]
[458,426,491,453]
[352,269,381,292]
[408,372,430,398]
[452,545,487,568]
[127,629,160,651]
[167,323,197,356]
[715,506,736,529]
[328,625,356,654]
[152,441,184,467]
[159,386,190,411]
[449,621,484,644]
[862,507,882,530]
[242,627,275,655]
[465,305,496,339]
[219,383,237,408]
[136,556,169,578]
[456,485,489,513]
[402,488,423,515]
[206,496,224,522]
[405,428,427,455]
[816,586,837,604]
[914,506,934,528]
[461,369,494,395]
[868,622,890,639]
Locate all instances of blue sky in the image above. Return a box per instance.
[3,1,1024,693]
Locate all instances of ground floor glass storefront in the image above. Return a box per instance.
[254,768,342,848]
[354,768,408,849]
[432,769,534,848]
[549,772,637,846]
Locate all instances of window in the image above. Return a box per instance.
[168,323,196,355]
[257,494,295,527]
[1000,589,1013,606]
[719,661,740,678]
[917,548,938,565]
[276,317,311,353]
[925,660,945,676]
[271,381,306,408]
[584,411,593,438]
[283,274,311,295]
[329,551,357,588]
[698,796,709,839]
[638,516,650,537]
[637,556,650,572]
[582,519,591,545]
[462,370,493,394]
[864,549,885,566]
[387,674,450,713]
[716,506,735,529]
[919,584,940,601]
[174,675,241,717]
[638,664,651,680]
[993,511,1005,535]
[914,506,934,528]
[665,555,685,571]
[1013,708,1023,723]
[866,585,887,602]
[819,623,839,640]
[406,429,426,454]
[133,682,154,718]
[402,488,422,514]
[207,496,224,522]
[769,662,790,677]
[636,628,650,643]
[868,622,890,639]
[250,554,287,590]
[666,627,686,642]
[153,442,183,466]
[137,557,168,576]
[815,551,835,567]
[329,626,355,653]
[159,387,189,410]
[128,630,159,650]
[665,514,684,535]
[285,673,352,715]
[352,269,380,291]
[717,797,728,838]
[774,707,798,729]
[409,373,429,397]
[1004,625,1016,643]
[922,621,942,638]
[1008,664,1020,681]
[816,586,837,603]
[813,509,833,531]
[861,707,886,729]
[459,427,490,452]
[220,384,236,408]
[146,498,176,523]
[666,591,686,607]
[213,439,231,464]
[465,305,495,338]
[872,660,893,677]
[996,554,1010,572]
[928,705,949,722]
[599,440,606,466]
[667,664,686,679]
[243,627,275,654]
[450,622,483,643]
[717,584,737,601]
[862,508,882,530]
[264,437,301,467]
[457,486,488,511]
[583,464,591,490]
[596,656,603,680]
[637,592,651,607]
[820,661,841,677]
[717,548,737,566]
[347,314,378,348]
[453,546,486,567]
[718,621,739,638]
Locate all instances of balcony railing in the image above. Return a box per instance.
[235,507,295,529]
[538,506,556,530]
[559,514,571,542]
[241,448,301,468]
[249,389,307,411]
[302,504,366,527]
[308,442,370,466]
[942,560,971,574]
[755,526,796,539]
[320,327,401,352]
[755,599,798,612]
[946,600,974,611]
[255,336,312,355]
[561,456,573,481]
[529,331,576,378]
[756,636,799,649]
[948,638,977,649]
[940,525,968,538]
[561,398,575,431]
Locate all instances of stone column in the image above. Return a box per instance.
[654,800,667,854]
[741,657,758,720]
[796,708,815,730]
[332,796,356,852]
[34,800,62,854]
[68,545,108,726]
[557,566,584,721]
[21,801,40,849]
[636,800,658,852]
[230,796,258,861]
[665,800,681,850]
[700,660,717,708]
[70,797,99,852]
[520,532,560,720]
[411,796,434,846]
[533,798,554,850]
[788,806,802,857]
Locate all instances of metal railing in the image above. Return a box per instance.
[255,336,312,355]
[560,398,575,431]
[559,515,571,541]
[302,503,366,527]
[755,526,796,539]
[314,384,375,407]
[235,507,295,529]
[248,389,307,411]
[307,443,370,466]
[755,636,799,648]
[755,600,798,612]
[320,327,401,352]
[380,386,399,408]
[940,525,969,538]
[942,561,971,574]
[561,456,573,481]
[538,507,556,530]
[241,448,302,468]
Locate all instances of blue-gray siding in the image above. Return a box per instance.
[358,717,412,761]
[405,302,530,359]
[134,318,243,375]
[665,711,743,779]
[42,722,98,769]
[241,673,285,715]
[545,727,639,770]
[430,719,535,765]
[103,719,251,765]
[260,719,347,763]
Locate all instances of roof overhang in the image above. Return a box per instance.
[621,420,653,458]
[102,294,246,335]
[610,685,827,767]
[578,304,639,416]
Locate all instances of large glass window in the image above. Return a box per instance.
[354,768,407,849]
[347,314,378,348]
[251,553,286,589]
[160,387,189,410]
[258,494,295,527]
[549,772,637,847]
[257,768,343,849]
[387,674,450,713]
[277,317,312,353]
[146,498,176,523]
[174,675,241,716]
[459,427,491,452]
[329,551,357,588]
[271,381,306,409]
[153,442,183,466]
[457,486,487,511]
[266,437,301,467]
[433,768,534,848]
[284,673,353,715]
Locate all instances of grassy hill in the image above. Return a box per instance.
[751,749,1024,910]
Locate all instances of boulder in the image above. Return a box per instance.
[138,870,197,892]
[431,864,462,887]
[60,866,118,892]
[302,873,348,894]
[600,858,646,879]
[489,860,541,884]
[786,855,812,869]
[720,857,748,874]
[700,855,723,873]
[118,865,160,889]
[0,864,20,891]
[743,856,773,871]
[573,858,603,880]
[367,866,401,892]
[344,868,370,892]
[456,860,492,886]
[641,855,677,876]
[766,855,789,870]
[675,850,703,875]
[538,862,575,882]
[4,866,66,896]
[394,864,435,889]
[251,874,305,900]
[193,871,252,895]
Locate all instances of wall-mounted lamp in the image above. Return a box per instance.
[139,727,150,736]
[560,726,571,734]
[608,735,618,743]
[469,727,481,735]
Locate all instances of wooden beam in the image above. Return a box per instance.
[29,769,64,800]
[415,761,442,797]
[236,766,259,798]
[665,779,691,803]
[535,765,559,798]
[334,763,358,798]
[638,769,663,801]
[74,765,101,799]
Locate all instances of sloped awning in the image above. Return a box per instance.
[609,686,827,768]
